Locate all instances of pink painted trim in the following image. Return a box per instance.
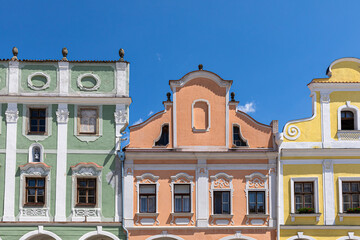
[70,162,103,169]
[19,162,51,168]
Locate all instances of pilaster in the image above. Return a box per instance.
[58,62,70,96]
[196,159,208,227]
[115,62,129,97]
[320,91,331,147]
[123,159,134,227]
[54,104,69,221]
[8,61,19,94]
[114,104,128,150]
[3,103,18,221]
[323,159,335,225]
[268,158,277,227]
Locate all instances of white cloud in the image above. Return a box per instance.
[133,118,143,125]
[148,111,154,116]
[156,53,161,61]
[237,102,255,113]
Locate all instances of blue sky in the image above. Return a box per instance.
[1,0,360,131]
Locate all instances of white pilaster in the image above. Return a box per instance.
[8,61,19,95]
[173,87,177,148]
[196,159,208,227]
[323,159,335,225]
[320,91,331,147]
[58,62,70,96]
[268,158,277,227]
[3,103,18,221]
[123,159,134,227]
[114,104,128,150]
[54,104,69,221]
[279,161,284,224]
[115,62,129,97]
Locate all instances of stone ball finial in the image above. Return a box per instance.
[119,48,125,62]
[12,47,18,60]
[62,47,68,61]
[198,64,203,70]
[166,92,171,101]
[231,92,235,101]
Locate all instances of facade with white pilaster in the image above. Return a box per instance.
[124,66,278,240]
[0,48,130,240]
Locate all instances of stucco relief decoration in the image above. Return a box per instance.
[136,173,159,185]
[114,110,127,124]
[27,72,51,91]
[56,109,69,123]
[71,162,103,177]
[320,93,330,103]
[21,208,48,217]
[77,73,101,91]
[248,178,265,189]
[73,208,100,217]
[210,173,233,189]
[284,125,300,140]
[5,109,19,123]
[214,178,230,189]
[20,162,51,177]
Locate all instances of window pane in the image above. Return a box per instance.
[249,192,256,204]
[222,192,229,203]
[88,189,95,196]
[295,195,303,205]
[304,195,313,205]
[257,192,265,204]
[294,183,302,193]
[140,185,156,194]
[140,196,147,212]
[174,184,190,194]
[79,197,86,203]
[28,196,35,203]
[344,203,351,211]
[37,179,44,187]
[222,202,230,214]
[353,194,359,204]
[37,196,44,203]
[88,180,96,187]
[343,183,350,192]
[79,190,86,196]
[28,179,36,187]
[183,196,190,212]
[148,196,156,213]
[249,203,256,213]
[352,183,359,192]
[37,189,44,196]
[88,197,95,204]
[78,181,86,187]
[304,183,312,193]
[214,192,222,214]
[28,189,36,196]
[174,196,182,212]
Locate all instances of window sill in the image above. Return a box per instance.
[339,213,360,221]
[245,214,269,225]
[210,214,234,226]
[246,213,269,218]
[135,212,159,226]
[290,213,321,222]
[337,130,360,141]
[171,212,194,217]
[136,212,159,217]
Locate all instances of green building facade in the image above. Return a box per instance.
[0,48,130,240]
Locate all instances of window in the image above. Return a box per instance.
[29,108,46,134]
[214,191,230,214]
[25,177,45,205]
[341,111,355,130]
[342,182,360,212]
[174,184,190,213]
[294,182,314,211]
[139,184,156,213]
[249,191,265,214]
[77,178,96,206]
[155,125,169,146]
[233,125,247,147]
[78,107,98,134]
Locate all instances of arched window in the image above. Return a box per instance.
[341,111,355,130]
[233,125,248,147]
[155,124,169,146]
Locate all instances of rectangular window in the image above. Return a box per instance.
[214,191,230,214]
[343,181,360,212]
[29,108,46,134]
[25,177,45,205]
[78,108,98,134]
[77,178,96,206]
[249,191,265,214]
[139,184,156,213]
[174,184,190,213]
[294,182,314,211]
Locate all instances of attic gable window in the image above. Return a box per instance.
[341,111,355,130]
[233,125,248,147]
[154,124,169,147]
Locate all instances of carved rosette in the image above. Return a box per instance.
[114,110,127,124]
[5,110,19,123]
[56,109,69,123]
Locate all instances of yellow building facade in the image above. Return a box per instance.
[279,58,360,240]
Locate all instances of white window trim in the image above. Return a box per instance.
[338,177,360,221]
[74,105,103,142]
[210,172,234,225]
[337,232,360,240]
[19,162,51,221]
[338,101,360,130]
[287,232,316,240]
[290,177,320,222]
[191,99,211,132]
[22,104,52,141]
[27,72,51,91]
[245,172,269,216]
[232,123,249,147]
[70,162,103,222]
[28,143,44,163]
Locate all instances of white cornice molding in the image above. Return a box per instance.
[281,148,360,157]
[0,95,132,104]
[309,83,360,91]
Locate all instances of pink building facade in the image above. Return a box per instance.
[124,67,279,240]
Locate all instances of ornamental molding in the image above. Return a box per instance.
[56,108,69,123]
[5,109,18,123]
[27,72,51,91]
[73,208,100,217]
[244,172,269,217]
[71,162,103,177]
[284,125,300,140]
[210,172,233,189]
[136,173,160,183]
[170,172,194,182]
[77,73,101,91]
[20,162,51,176]
[21,208,48,217]
[320,92,330,103]
[114,109,127,124]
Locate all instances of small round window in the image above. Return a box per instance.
[27,72,50,90]
[77,73,101,91]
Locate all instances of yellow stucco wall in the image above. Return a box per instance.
[283,164,323,225]
[281,229,360,240]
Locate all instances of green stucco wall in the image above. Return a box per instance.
[20,64,58,92]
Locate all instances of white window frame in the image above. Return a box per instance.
[191,99,211,132]
[338,177,360,220]
[245,172,269,215]
[338,101,360,130]
[136,173,160,214]
[19,162,51,221]
[74,105,103,142]
[170,173,194,213]
[28,143,44,163]
[210,173,233,215]
[22,104,52,141]
[232,124,248,147]
[70,162,103,222]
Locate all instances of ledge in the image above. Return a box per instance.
[290,213,321,222]
[135,212,159,226]
[210,214,234,226]
[246,214,269,218]
[170,212,194,225]
[135,212,159,217]
[170,212,194,217]
[245,214,269,225]
[337,130,360,141]
[339,213,360,221]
